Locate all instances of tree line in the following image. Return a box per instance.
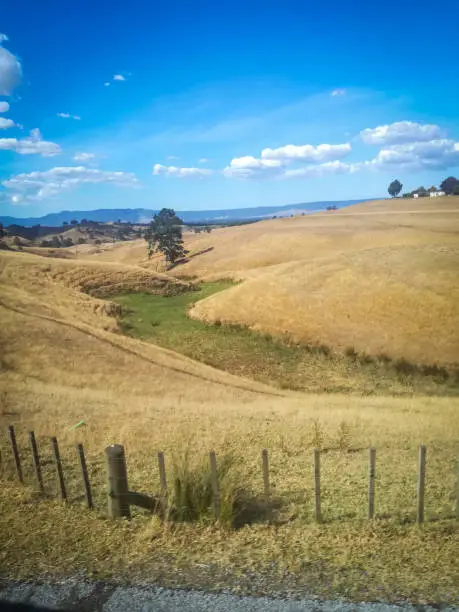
[388,176,459,198]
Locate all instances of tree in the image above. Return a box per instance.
[453,184,459,196]
[63,221,69,226]
[402,192,412,198]
[0,223,4,239]
[144,208,187,265]
[388,179,403,197]
[70,219,78,225]
[414,186,429,197]
[440,176,459,195]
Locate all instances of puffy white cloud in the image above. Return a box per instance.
[261,142,351,163]
[113,74,126,81]
[73,152,96,162]
[57,112,81,120]
[365,139,459,171]
[153,163,213,178]
[0,34,22,96]
[223,156,284,179]
[0,128,61,156]
[0,101,9,112]
[284,160,357,178]
[3,166,139,203]
[0,117,17,129]
[360,121,443,145]
[331,89,346,97]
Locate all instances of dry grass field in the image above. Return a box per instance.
[0,198,458,604]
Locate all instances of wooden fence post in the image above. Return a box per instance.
[29,431,44,493]
[76,443,93,509]
[261,449,270,496]
[314,448,321,523]
[157,451,168,515]
[417,445,426,524]
[368,447,376,519]
[8,425,23,483]
[105,444,130,518]
[51,437,67,501]
[455,457,459,521]
[209,450,220,520]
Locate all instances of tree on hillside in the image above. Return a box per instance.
[70,219,78,225]
[440,176,459,195]
[63,221,69,226]
[144,208,187,266]
[388,179,403,197]
[0,223,5,239]
[414,186,429,197]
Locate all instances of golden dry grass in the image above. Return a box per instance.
[77,198,459,366]
[0,202,459,602]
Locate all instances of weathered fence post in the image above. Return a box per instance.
[417,445,426,524]
[314,448,321,523]
[261,449,270,496]
[368,447,376,519]
[455,457,459,521]
[8,425,23,483]
[76,443,93,509]
[157,451,168,515]
[29,431,44,493]
[51,437,67,501]
[105,444,130,518]
[209,450,220,520]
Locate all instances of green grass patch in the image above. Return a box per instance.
[113,283,459,396]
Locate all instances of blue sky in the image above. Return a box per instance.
[1,0,459,217]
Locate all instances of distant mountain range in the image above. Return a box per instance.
[0,199,369,228]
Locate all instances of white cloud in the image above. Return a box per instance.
[0,101,9,112]
[331,89,346,97]
[284,160,357,178]
[153,163,213,178]
[199,158,209,163]
[57,112,81,120]
[104,82,110,87]
[0,35,22,96]
[223,156,285,179]
[166,155,179,160]
[3,166,139,203]
[73,152,96,162]
[113,74,126,81]
[0,117,17,129]
[0,128,61,156]
[224,142,352,179]
[365,139,459,171]
[261,142,351,163]
[360,121,443,145]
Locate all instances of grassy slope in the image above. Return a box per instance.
[79,198,459,366]
[113,285,459,396]
[1,214,459,603]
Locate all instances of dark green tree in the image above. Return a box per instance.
[0,223,5,238]
[144,208,187,265]
[440,176,459,195]
[388,179,403,197]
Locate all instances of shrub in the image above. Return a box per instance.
[345,346,358,360]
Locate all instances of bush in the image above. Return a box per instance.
[77,237,86,245]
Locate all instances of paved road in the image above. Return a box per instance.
[1,580,458,612]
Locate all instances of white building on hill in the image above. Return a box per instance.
[430,190,446,197]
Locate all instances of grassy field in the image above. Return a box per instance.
[113,283,459,396]
[1,200,459,604]
[81,197,459,367]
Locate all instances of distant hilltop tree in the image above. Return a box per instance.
[144,208,188,266]
[440,176,459,195]
[388,179,403,198]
